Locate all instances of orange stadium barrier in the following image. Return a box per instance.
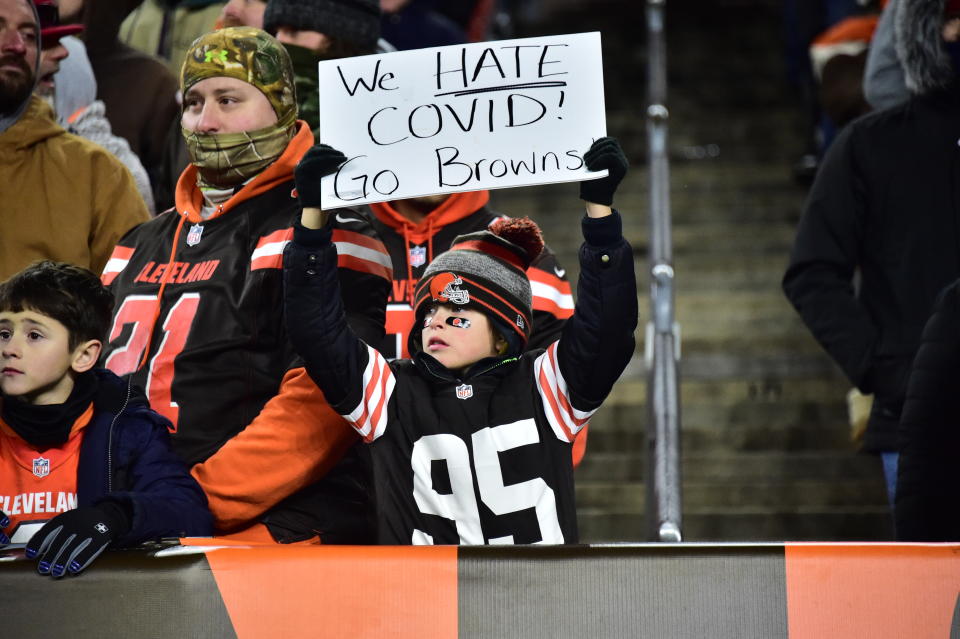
[1,542,958,638]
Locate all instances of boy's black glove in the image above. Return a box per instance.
[25,502,131,578]
[294,144,348,208]
[579,136,629,206]
[0,511,9,546]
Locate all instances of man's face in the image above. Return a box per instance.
[0,0,37,114]
[34,39,67,99]
[181,76,278,134]
[0,309,79,405]
[219,0,266,28]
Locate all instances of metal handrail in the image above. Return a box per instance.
[644,0,683,542]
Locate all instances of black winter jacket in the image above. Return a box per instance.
[782,85,960,452]
[895,279,960,541]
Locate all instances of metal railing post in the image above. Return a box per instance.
[644,0,683,542]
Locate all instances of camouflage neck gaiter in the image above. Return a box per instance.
[183,109,296,189]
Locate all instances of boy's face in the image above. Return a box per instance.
[421,304,502,372]
[0,309,95,405]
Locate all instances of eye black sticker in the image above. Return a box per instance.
[447,317,471,329]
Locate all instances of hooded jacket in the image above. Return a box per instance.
[100,122,393,541]
[783,0,960,452]
[0,96,150,281]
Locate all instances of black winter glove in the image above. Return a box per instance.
[25,502,131,578]
[579,136,629,206]
[0,511,9,546]
[294,144,348,208]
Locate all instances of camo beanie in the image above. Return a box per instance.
[410,217,544,356]
[181,26,297,123]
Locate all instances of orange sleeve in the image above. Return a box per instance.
[191,367,359,532]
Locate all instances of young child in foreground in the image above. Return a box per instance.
[284,138,637,544]
[0,262,212,576]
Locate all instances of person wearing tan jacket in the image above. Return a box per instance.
[0,0,149,280]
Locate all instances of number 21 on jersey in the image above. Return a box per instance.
[104,293,200,432]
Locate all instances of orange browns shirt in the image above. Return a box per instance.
[0,405,93,541]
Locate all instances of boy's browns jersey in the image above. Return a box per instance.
[354,346,588,545]
[367,192,574,360]
[0,415,86,540]
[100,183,391,466]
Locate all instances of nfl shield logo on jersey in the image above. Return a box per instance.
[32,457,50,478]
[455,384,473,400]
[186,223,204,247]
[409,245,426,268]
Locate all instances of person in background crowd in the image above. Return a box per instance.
[0,261,211,577]
[81,0,179,206]
[0,0,149,280]
[119,0,226,76]
[217,0,265,28]
[379,0,465,51]
[100,27,392,544]
[863,0,910,109]
[783,0,960,515]
[53,35,155,213]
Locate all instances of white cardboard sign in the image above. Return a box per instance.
[316,32,606,208]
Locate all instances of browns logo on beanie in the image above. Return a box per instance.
[410,217,544,357]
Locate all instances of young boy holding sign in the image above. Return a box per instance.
[284,138,636,544]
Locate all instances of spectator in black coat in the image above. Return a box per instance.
[782,0,960,508]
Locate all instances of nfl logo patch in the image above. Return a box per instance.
[186,223,204,247]
[516,314,525,329]
[455,384,473,400]
[409,245,426,268]
[32,457,50,478]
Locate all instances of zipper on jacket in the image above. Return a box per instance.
[107,377,134,494]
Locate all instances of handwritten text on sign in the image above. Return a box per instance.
[317,32,606,208]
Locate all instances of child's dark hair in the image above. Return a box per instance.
[0,261,114,350]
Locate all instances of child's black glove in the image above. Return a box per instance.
[25,502,131,578]
[294,144,348,209]
[579,136,629,206]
